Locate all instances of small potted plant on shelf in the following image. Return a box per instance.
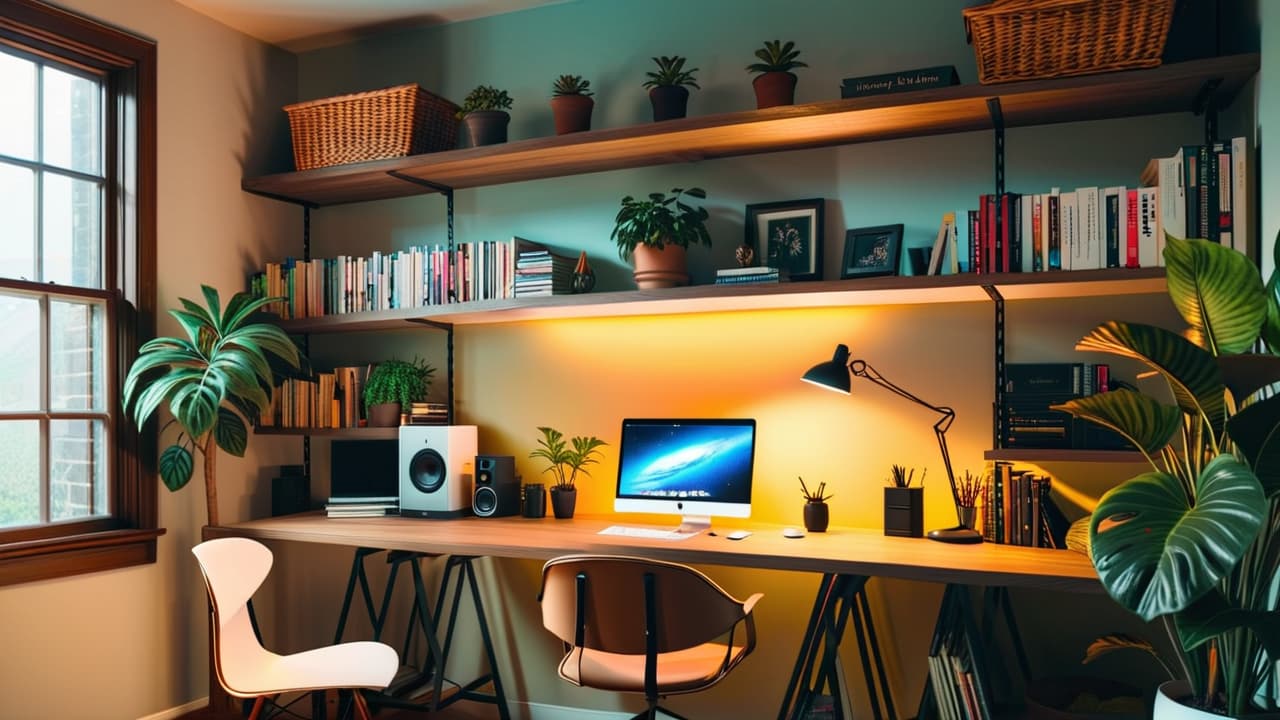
[746,39,807,109]
[362,357,435,427]
[123,285,307,527]
[611,186,712,289]
[550,74,594,135]
[798,476,831,533]
[883,464,924,538]
[457,84,513,147]
[529,426,607,519]
[643,55,699,121]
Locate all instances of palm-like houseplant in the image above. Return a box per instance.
[643,55,699,121]
[530,426,607,519]
[1053,236,1280,716]
[746,39,807,108]
[611,187,711,289]
[123,285,305,527]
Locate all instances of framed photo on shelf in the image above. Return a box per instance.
[745,198,824,281]
[840,224,904,279]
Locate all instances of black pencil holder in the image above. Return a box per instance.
[522,483,546,518]
[884,486,924,537]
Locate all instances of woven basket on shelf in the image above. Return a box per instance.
[963,0,1175,84]
[284,84,460,171]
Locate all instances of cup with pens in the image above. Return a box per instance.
[799,476,831,533]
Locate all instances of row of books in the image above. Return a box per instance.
[255,365,448,429]
[1002,362,1130,450]
[980,463,1071,548]
[1142,138,1251,256]
[714,266,781,285]
[928,589,991,720]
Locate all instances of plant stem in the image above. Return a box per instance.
[203,432,218,527]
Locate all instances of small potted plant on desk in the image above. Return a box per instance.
[550,74,594,134]
[643,55,699,121]
[363,358,434,427]
[458,84,513,147]
[746,39,807,108]
[883,464,924,538]
[529,426,608,519]
[798,476,831,533]
[612,186,712,289]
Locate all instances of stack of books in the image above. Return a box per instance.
[324,497,397,518]
[714,266,781,285]
[408,402,449,425]
[513,237,574,297]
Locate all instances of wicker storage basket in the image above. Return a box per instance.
[284,84,460,171]
[963,0,1175,84]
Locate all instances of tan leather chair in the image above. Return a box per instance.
[539,554,762,720]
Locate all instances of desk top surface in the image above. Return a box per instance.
[208,513,1100,594]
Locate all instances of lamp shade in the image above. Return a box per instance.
[802,344,852,394]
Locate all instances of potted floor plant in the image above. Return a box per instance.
[747,39,807,108]
[458,85,513,147]
[529,426,607,519]
[123,285,306,527]
[611,186,712,289]
[1053,236,1280,718]
[551,74,594,135]
[643,55,699,121]
[362,358,434,427]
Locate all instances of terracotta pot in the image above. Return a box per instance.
[648,86,689,121]
[752,71,798,109]
[367,402,402,427]
[462,110,509,147]
[550,486,577,519]
[632,243,689,289]
[551,95,594,135]
[803,501,829,533]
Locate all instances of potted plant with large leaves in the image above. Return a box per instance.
[529,426,607,519]
[123,286,306,527]
[1053,236,1280,718]
[611,186,712,289]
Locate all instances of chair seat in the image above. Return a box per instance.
[559,642,746,695]
[222,639,399,698]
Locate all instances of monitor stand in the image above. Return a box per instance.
[673,515,712,535]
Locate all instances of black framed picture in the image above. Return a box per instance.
[841,224,904,279]
[745,198,824,281]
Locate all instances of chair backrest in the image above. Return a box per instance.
[540,554,746,655]
[192,537,275,696]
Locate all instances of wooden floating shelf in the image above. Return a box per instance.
[254,426,400,439]
[272,267,1166,334]
[243,55,1258,207]
[984,448,1148,463]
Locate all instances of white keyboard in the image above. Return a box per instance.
[598,525,696,541]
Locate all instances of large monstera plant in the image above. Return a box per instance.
[123,286,305,527]
[1054,236,1280,715]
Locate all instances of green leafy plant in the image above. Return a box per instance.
[123,285,305,526]
[611,187,712,259]
[643,55,699,89]
[362,358,434,409]
[1053,235,1280,716]
[457,85,513,118]
[553,74,593,96]
[746,39,808,74]
[529,426,607,491]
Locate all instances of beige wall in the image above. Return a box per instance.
[0,1,298,717]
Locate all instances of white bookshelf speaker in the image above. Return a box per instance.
[398,425,477,518]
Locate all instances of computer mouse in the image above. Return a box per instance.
[726,530,752,540]
[782,527,805,538]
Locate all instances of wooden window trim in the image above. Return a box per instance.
[0,0,161,585]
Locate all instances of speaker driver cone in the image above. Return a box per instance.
[474,486,497,516]
[409,448,446,493]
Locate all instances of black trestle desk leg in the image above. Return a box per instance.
[334,548,384,644]
[858,586,897,720]
[779,573,839,720]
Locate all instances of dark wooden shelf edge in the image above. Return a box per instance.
[984,449,1148,463]
[255,426,400,439]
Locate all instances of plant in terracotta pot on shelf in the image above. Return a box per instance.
[746,39,807,109]
[457,85,513,147]
[123,285,307,527]
[529,426,607,519]
[550,74,594,135]
[1052,236,1280,718]
[643,55,699,121]
[362,357,434,427]
[611,186,712,289]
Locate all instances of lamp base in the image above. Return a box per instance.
[927,525,983,544]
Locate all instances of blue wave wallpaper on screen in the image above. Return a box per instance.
[617,421,755,503]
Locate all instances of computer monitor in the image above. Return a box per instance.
[614,418,756,533]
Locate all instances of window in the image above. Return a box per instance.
[0,0,159,585]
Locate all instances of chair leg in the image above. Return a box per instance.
[246,696,266,720]
[352,689,373,720]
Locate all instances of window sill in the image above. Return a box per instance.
[0,527,166,586]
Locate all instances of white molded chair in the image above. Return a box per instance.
[539,554,762,720]
[192,537,399,720]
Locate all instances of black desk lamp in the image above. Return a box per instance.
[802,343,982,544]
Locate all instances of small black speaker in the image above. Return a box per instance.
[271,465,310,517]
[473,455,519,517]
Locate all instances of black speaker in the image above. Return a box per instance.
[271,465,309,517]
[473,455,519,518]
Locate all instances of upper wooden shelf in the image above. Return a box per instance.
[242,55,1258,207]
[984,448,1148,463]
[254,426,400,439]
[274,267,1165,334]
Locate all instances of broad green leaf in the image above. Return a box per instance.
[1090,456,1264,621]
[1264,231,1280,353]
[1052,389,1179,456]
[222,292,283,332]
[200,285,224,334]
[1065,516,1091,555]
[170,382,220,438]
[1226,394,1280,498]
[131,367,205,427]
[1077,321,1224,435]
[169,308,215,349]
[177,297,217,335]
[214,408,247,457]
[159,444,194,491]
[1164,236,1265,355]
[226,323,301,367]
[1173,589,1280,660]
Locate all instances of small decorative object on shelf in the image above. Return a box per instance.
[798,476,831,533]
[735,245,755,267]
[643,55,699,121]
[457,84,513,147]
[839,65,959,99]
[746,39,807,109]
[362,357,435,427]
[745,198,824,282]
[529,426,608,519]
[551,74,594,135]
[570,250,596,294]
[954,470,983,531]
[883,464,924,538]
[612,186,712,289]
[522,483,547,518]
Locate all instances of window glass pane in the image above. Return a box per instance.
[0,293,40,411]
[50,418,107,520]
[42,173,102,288]
[0,53,36,161]
[50,299,105,411]
[0,420,40,528]
[0,164,36,281]
[41,66,101,175]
